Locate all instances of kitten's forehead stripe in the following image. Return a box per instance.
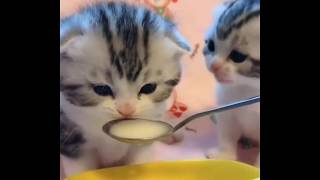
[116,5,138,49]
[142,10,152,65]
[105,70,113,84]
[132,60,143,81]
[97,5,122,79]
[114,56,124,78]
[105,3,157,81]
[216,0,260,40]
[99,7,113,43]
[61,2,180,83]
[143,70,150,82]
[107,2,117,15]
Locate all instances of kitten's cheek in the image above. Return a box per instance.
[100,99,116,110]
[213,66,235,83]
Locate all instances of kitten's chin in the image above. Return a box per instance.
[213,73,235,84]
[215,77,234,84]
[215,73,260,87]
[233,74,260,88]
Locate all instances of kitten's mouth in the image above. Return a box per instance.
[210,64,234,83]
[214,74,234,83]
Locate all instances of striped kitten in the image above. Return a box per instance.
[203,0,260,166]
[60,2,190,176]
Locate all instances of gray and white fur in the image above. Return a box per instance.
[60,2,190,176]
[203,0,260,167]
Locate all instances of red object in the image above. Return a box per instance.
[179,104,188,111]
[173,111,182,118]
[171,105,177,111]
[168,89,188,118]
[172,0,178,3]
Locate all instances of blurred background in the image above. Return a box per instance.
[60,0,258,179]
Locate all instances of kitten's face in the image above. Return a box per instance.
[60,32,183,121]
[203,35,260,84]
[203,3,260,84]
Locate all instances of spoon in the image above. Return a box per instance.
[103,96,260,144]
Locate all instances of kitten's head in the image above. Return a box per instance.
[203,0,260,84]
[60,3,190,121]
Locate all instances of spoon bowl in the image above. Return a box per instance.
[103,118,174,144]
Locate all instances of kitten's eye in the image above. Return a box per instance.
[206,39,215,52]
[93,85,113,96]
[139,83,157,95]
[229,50,248,63]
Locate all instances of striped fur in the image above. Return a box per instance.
[204,0,260,80]
[61,2,189,82]
[60,109,85,158]
[60,2,189,107]
[216,0,260,40]
[203,0,260,166]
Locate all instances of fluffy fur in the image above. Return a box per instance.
[203,0,260,167]
[60,2,190,176]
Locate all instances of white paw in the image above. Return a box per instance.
[205,149,236,161]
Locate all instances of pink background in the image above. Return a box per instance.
[60,0,258,179]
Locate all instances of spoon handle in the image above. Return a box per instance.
[173,96,260,132]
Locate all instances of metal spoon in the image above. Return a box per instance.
[103,96,260,144]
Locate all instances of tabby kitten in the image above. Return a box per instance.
[60,2,190,176]
[203,0,260,166]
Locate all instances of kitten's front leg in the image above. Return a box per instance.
[206,113,240,160]
[61,150,99,178]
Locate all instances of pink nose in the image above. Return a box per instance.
[117,103,136,117]
[211,63,222,73]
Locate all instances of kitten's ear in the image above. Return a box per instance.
[60,35,82,62]
[165,28,191,53]
[60,17,83,46]
[60,28,83,46]
[60,20,83,62]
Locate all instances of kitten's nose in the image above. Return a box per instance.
[211,63,222,73]
[117,103,136,117]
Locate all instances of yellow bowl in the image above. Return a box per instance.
[68,160,259,180]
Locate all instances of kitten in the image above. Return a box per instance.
[60,2,190,176]
[203,0,260,167]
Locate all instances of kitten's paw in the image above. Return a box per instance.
[205,149,236,161]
